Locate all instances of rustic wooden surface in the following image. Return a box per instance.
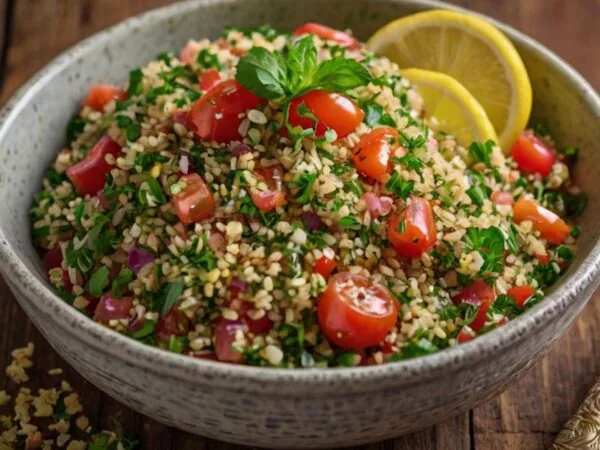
[0,0,599,449]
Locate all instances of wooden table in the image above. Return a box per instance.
[1,1,599,448]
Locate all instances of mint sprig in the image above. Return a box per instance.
[236,36,371,101]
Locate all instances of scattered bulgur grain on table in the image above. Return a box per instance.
[0,343,138,449]
[30,23,586,367]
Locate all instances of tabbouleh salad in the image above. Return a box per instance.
[30,23,586,368]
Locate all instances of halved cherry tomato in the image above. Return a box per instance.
[457,326,476,343]
[491,191,514,206]
[388,197,437,259]
[352,127,399,181]
[313,253,337,278]
[318,272,398,349]
[214,318,245,363]
[43,246,63,270]
[187,80,261,143]
[511,133,556,177]
[172,173,215,224]
[513,197,571,245]
[199,68,222,91]
[288,90,364,139]
[507,285,535,308]
[155,308,190,341]
[292,23,360,50]
[453,280,496,332]
[250,165,286,212]
[84,84,126,111]
[67,136,122,196]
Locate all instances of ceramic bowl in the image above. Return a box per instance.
[0,0,599,447]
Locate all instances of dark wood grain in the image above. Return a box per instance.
[0,1,599,449]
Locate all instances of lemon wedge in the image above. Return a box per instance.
[367,10,532,150]
[400,68,498,146]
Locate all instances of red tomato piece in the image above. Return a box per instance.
[84,84,126,111]
[453,280,496,332]
[236,302,273,336]
[491,191,514,206]
[43,246,63,270]
[457,326,476,343]
[214,318,245,363]
[94,295,133,324]
[187,80,260,143]
[511,133,556,177]
[292,23,360,50]
[172,173,215,224]
[507,285,535,308]
[155,309,190,341]
[250,165,286,212]
[536,253,551,265]
[352,127,399,181]
[199,68,222,91]
[313,253,337,278]
[387,197,437,259]
[513,197,571,245]
[288,90,364,139]
[67,136,122,196]
[318,272,398,349]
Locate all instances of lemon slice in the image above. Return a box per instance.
[400,68,498,146]
[367,10,532,150]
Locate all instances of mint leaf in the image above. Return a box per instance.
[236,47,288,100]
[89,266,110,297]
[285,36,317,94]
[313,58,372,92]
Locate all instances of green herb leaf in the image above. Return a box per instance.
[290,172,318,204]
[127,68,144,97]
[313,58,372,92]
[339,215,361,230]
[159,281,184,316]
[236,47,288,100]
[385,171,414,199]
[196,49,221,69]
[463,226,505,274]
[111,267,133,299]
[129,320,156,340]
[65,116,86,144]
[285,36,318,94]
[88,266,110,297]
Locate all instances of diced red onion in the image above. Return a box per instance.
[179,154,190,175]
[363,192,393,219]
[173,111,189,126]
[229,277,248,295]
[127,247,155,273]
[96,189,109,209]
[208,232,225,252]
[232,144,252,157]
[301,211,323,231]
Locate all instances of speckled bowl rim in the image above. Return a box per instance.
[1,0,599,395]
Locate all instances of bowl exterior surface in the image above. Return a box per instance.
[0,0,599,447]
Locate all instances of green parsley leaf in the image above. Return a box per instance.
[127,68,144,97]
[468,140,494,167]
[236,46,288,100]
[129,319,156,340]
[88,266,110,297]
[466,184,487,206]
[44,167,67,187]
[385,171,414,199]
[196,49,221,69]
[507,224,519,254]
[65,115,86,144]
[290,172,318,204]
[463,227,505,274]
